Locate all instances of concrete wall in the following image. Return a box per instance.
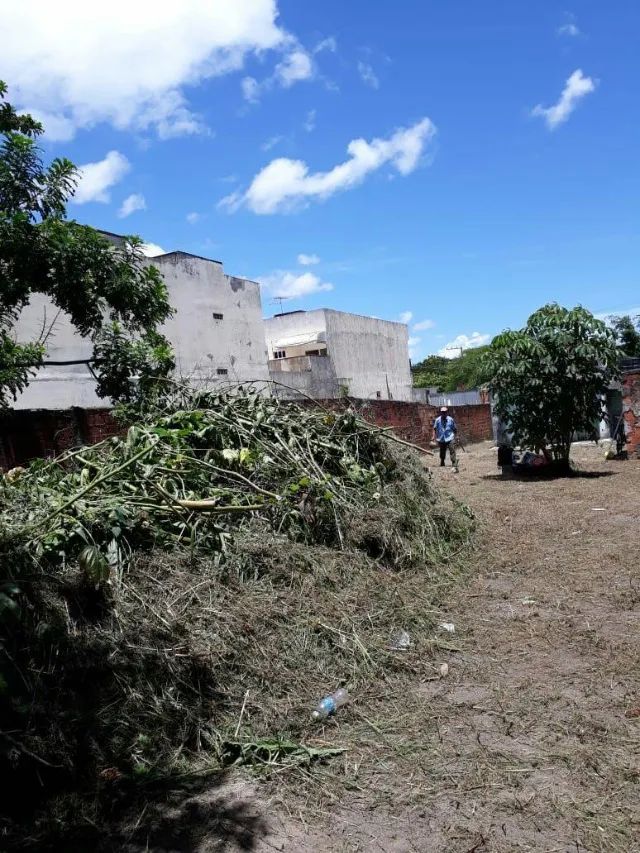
[264,309,412,402]
[268,355,339,399]
[324,310,412,401]
[154,252,269,387]
[11,250,269,410]
[264,311,327,358]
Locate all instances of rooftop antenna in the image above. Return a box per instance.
[270,296,290,315]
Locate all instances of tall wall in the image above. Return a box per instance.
[268,355,339,398]
[11,250,269,410]
[324,310,412,401]
[154,252,269,386]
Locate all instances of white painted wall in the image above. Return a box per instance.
[325,310,412,401]
[264,310,327,359]
[264,309,412,401]
[11,250,269,410]
[155,252,269,387]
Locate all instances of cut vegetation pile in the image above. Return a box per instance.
[0,389,474,849]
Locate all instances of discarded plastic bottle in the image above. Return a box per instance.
[311,688,349,721]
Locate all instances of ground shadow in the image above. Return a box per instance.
[101,772,270,853]
[481,469,617,482]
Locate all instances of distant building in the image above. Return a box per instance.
[12,236,269,410]
[264,309,412,401]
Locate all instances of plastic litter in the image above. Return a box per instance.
[311,688,349,721]
[439,622,455,633]
[439,663,449,678]
[389,629,412,651]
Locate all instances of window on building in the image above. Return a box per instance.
[212,312,224,320]
[305,349,321,356]
[216,368,228,375]
[376,391,382,398]
[273,350,286,359]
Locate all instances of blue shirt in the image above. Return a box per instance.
[434,415,456,443]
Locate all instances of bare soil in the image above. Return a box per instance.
[126,443,640,853]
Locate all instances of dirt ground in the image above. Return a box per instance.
[132,442,639,853]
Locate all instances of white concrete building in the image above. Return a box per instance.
[265,309,412,401]
[12,242,269,410]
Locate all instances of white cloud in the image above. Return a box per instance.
[304,109,316,132]
[241,76,261,104]
[298,253,320,266]
[118,192,146,218]
[241,42,314,103]
[595,306,640,323]
[4,1,288,139]
[261,134,284,151]
[275,48,313,87]
[141,242,166,257]
[221,117,436,214]
[358,61,379,89]
[531,69,596,130]
[408,336,422,359]
[438,332,490,358]
[260,269,333,299]
[186,212,200,224]
[557,23,580,37]
[556,21,582,38]
[413,318,435,331]
[72,150,130,204]
[399,311,413,324]
[314,36,337,54]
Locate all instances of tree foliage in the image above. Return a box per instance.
[485,304,619,462]
[0,81,174,408]
[610,314,640,359]
[412,345,491,392]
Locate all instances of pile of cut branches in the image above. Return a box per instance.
[1,390,402,577]
[0,389,474,849]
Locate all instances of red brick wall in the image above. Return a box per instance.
[0,408,121,470]
[0,399,493,470]
[622,371,640,458]
[308,398,493,449]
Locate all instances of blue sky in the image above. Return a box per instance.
[4,0,639,360]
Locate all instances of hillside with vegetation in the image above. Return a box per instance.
[411,345,491,393]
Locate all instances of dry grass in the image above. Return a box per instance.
[7,438,639,852]
[236,442,639,853]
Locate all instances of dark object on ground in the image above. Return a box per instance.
[497,445,513,467]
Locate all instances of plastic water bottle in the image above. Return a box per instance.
[311,688,349,721]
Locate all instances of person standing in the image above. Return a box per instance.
[433,406,458,471]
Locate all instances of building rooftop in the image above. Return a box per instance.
[266,307,408,326]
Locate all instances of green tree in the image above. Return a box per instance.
[445,345,491,391]
[0,81,174,409]
[412,354,450,390]
[610,314,640,358]
[485,304,619,464]
[412,346,491,392]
